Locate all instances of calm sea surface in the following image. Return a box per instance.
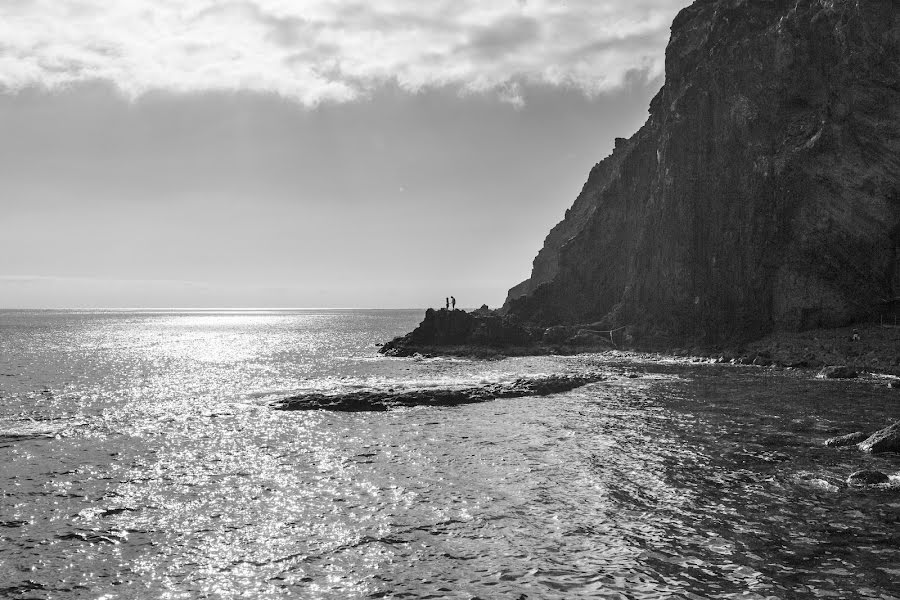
[1,309,898,599]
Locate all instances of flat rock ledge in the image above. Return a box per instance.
[273,373,607,412]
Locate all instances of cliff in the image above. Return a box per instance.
[505,0,900,345]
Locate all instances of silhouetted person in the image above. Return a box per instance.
[445,297,449,310]
[451,296,456,310]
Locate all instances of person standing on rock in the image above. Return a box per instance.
[445,297,449,310]
[451,296,456,310]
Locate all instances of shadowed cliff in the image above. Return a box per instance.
[504,0,900,346]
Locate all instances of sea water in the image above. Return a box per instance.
[1,309,898,599]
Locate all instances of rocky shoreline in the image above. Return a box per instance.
[380,308,900,379]
[373,308,900,489]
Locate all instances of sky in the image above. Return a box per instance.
[0,0,689,309]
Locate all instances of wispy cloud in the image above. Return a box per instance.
[0,0,683,106]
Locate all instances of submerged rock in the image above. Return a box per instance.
[824,432,869,448]
[846,470,890,486]
[273,373,607,412]
[818,366,858,379]
[858,421,900,454]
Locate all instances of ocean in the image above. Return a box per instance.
[1,309,898,599]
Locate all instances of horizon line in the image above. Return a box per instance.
[0,306,464,312]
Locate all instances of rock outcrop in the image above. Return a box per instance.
[379,308,539,357]
[273,373,607,411]
[504,0,900,346]
[824,431,869,448]
[858,421,900,454]
[379,308,617,357]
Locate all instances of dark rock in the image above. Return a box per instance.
[858,421,900,454]
[818,365,858,379]
[542,325,572,344]
[502,0,900,346]
[472,304,492,316]
[785,359,810,368]
[824,431,869,447]
[274,373,607,412]
[752,356,773,367]
[889,380,900,389]
[846,470,890,486]
[567,329,613,347]
[379,308,539,356]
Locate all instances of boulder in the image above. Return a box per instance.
[846,470,890,486]
[824,432,869,447]
[542,325,572,344]
[818,365,858,379]
[472,304,492,317]
[858,421,900,454]
[752,356,773,367]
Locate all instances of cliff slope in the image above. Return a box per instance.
[505,0,900,345]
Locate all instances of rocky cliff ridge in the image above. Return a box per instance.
[504,0,900,346]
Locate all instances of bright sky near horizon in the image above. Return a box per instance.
[0,0,688,309]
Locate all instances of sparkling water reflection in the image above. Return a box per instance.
[1,310,898,599]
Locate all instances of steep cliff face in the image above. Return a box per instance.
[505,0,900,344]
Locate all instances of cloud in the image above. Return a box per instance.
[0,0,685,106]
